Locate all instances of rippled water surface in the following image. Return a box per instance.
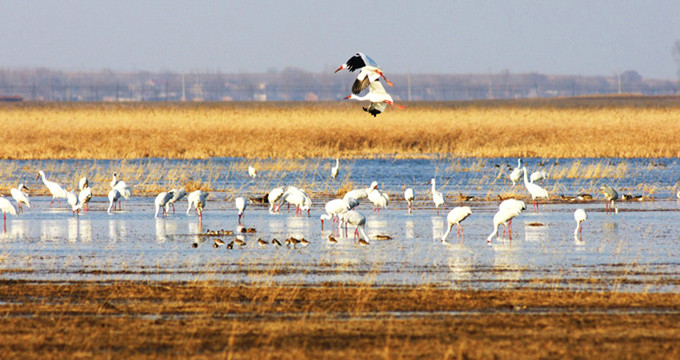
[1,157,679,292]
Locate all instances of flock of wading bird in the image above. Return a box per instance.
[0,157,630,248]
[0,53,638,244]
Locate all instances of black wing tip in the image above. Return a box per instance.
[363,107,382,117]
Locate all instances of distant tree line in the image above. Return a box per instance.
[0,67,676,102]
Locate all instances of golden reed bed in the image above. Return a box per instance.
[1,96,680,160]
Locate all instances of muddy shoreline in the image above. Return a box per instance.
[0,280,678,358]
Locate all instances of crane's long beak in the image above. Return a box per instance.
[343,95,352,100]
[377,71,393,87]
[334,65,345,73]
[385,100,405,110]
[35,173,40,180]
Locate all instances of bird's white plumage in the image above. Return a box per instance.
[430,178,445,213]
[37,171,68,204]
[235,197,247,223]
[154,191,174,218]
[441,206,472,243]
[107,189,120,214]
[523,167,548,211]
[10,184,30,211]
[338,210,369,243]
[487,205,524,243]
[574,208,587,237]
[66,189,81,214]
[343,181,378,202]
[530,170,548,183]
[0,196,17,216]
[331,159,339,179]
[248,166,257,178]
[268,187,285,212]
[187,190,209,218]
[509,159,522,185]
[367,188,389,211]
[404,188,415,213]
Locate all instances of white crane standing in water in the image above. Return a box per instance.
[600,185,619,214]
[10,184,30,213]
[441,206,472,244]
[429,178,445,215]
[522,167,548,212]
[36,171,68,207]
[404,188,415,214]
[331,158,340,179]
[574,209,587,239]
[0,196,17,231]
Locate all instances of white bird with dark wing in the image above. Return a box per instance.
[78,177,92,212]
[344,80,405,117]
[166,188,187,214]
[10,184,30,213]
[600,185,619,214]
[335,52,393,94]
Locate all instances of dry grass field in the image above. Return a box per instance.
[0,280,678,359]
[1,96,680,160]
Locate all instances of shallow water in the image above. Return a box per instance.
[1,157,680,292]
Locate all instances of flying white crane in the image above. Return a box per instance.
[429,178,445,215]
[574,209,587,238]
[441,206,472,244]
[0,196,17,231]
[331,158,340,179]
[154,191,174,218]
[235,197,247,224]
[10,184,30,213]
[36,171,68,207]
[523,167,548,212]
[344,80,405,117]
[404,188,415,214]
[335,52,393,94]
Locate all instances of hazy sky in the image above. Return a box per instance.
[2,1,679,79]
